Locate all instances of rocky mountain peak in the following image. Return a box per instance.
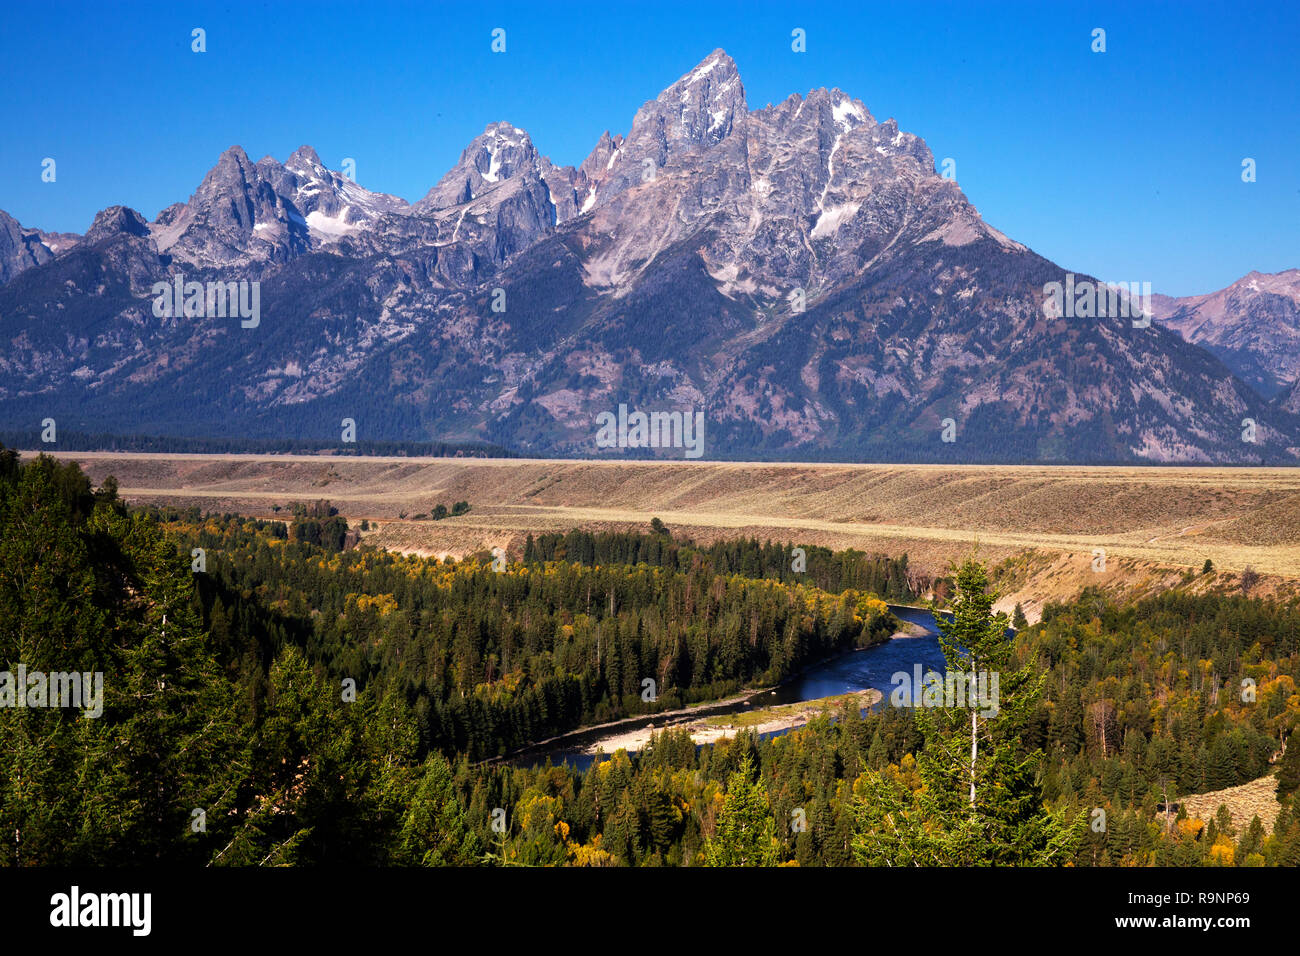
[146,143,410,267]
[0,210,78,283]
[581,49,748,212]
[466,122,539,181]
[578,131,624,178]
[4,53,1296,465]
[638,48,746,152]
[1153,268,1300,397]
[809,87,875,133]
[287,144,323,170]
[84,205,151,244]
[412,122,547,215]
[575,131,626,214]
[212,145,255,177]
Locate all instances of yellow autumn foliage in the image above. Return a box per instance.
[1208,835,1234,866]
[1177,817,1205,840]
[350,592,398,617]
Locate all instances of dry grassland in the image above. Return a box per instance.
[45,452,1300,614]
[1180,774,1282,835]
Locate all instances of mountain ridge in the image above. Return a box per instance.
[1152,269,1300,399]
[1,48,1297,464]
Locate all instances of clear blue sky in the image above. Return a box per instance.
[1,0,1296,295]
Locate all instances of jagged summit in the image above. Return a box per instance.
[0,210,80,283]
[85,205,150,243]
[287,144,323,168]
[0,51,1295,464]
[139,143,409,266]
[413,122,547,213]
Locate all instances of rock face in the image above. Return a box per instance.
[588,48,748,206]
[408,122,583,274]
[1152,270,1300,399]
[148,144,410,269]
[0,210,79,284]
[1281,376,1300,415]
[84,206,151,244]
[0,48,1297,463]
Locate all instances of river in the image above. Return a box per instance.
[510,604,950,772]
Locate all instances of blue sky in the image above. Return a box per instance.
[1,0,1296,295]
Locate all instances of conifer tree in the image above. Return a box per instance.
[704,755,781,866]
[396,753,481,865]
[1012,603,1028,629]
[852,558,1085,865]
[1278,733,1300,799]
[0,455,242,864]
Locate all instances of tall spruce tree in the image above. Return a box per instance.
[0,454,244,864]
[396,753,481,865]
[852,557,1085,865]
[704,755,781,866]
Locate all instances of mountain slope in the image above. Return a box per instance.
[1,49,1297,463]
[0,209,80,284]
[1151,270,1300,399]
[1280,376,1300,415]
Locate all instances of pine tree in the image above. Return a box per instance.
[396,753,480,865]
[853,558,1085,865]
[704,755,781,866]
[1238,814,1265,859]
[0,455,243,865]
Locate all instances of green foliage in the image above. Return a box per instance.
[3,444,1298,867]
[704,755,781,866]
[522,526,919,601]
[0,431,516,459]
[290,499,348,551]
[1279,739,1300,800]
[1012,602,1028,629]
[0,451,241,864]
[154,510,897,762]
[396,753,480,866]
[852,559,1086,865]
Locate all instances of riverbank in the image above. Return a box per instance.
[494,625,903,767]
[891,618,932,638]
[487,688,767,765]
[581,687,883,755]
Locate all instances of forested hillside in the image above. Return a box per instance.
[2,446,1297,866]
[522,525,920,600]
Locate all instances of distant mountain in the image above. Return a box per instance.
[149,143,411,269]
[0,209,80,284]
[1281,376,1300,415]
[1151,270,1300,399]
[1,49,1297,463]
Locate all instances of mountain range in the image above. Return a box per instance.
[2,49,1297,463]
[1151,270,1300,401]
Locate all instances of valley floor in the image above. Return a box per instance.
[47,451,1300,618]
